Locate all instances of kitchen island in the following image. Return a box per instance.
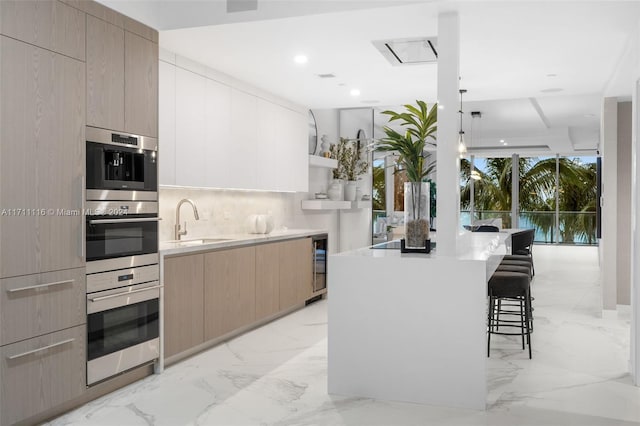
[327,231,512,410]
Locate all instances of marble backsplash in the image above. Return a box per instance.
[158,186,297,242]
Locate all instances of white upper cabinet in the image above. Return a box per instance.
[230,88,258,190]
[204,79,232,188]
[175,67,206,187]
[159,60,176,185]
[256,98,279,190]
[159,57,308,191]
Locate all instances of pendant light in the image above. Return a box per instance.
[470,110,481,180]
[458,89,467,155]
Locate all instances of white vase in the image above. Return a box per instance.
[328,179,344,201]
[255,215,267,233]
[344,181,357,201]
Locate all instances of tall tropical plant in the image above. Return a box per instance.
[376,101,437,247]
[376,100,437,182]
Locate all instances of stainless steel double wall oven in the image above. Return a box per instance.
[85,127,160,386]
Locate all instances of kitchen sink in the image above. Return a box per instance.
[171,238,231,246]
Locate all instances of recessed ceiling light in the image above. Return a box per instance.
[293,55,308,64]
[350,89,361,96]
[540,88,563,93]
[438,104,444,110]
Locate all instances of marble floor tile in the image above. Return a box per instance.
[48,245,640,426]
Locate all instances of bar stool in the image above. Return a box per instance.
[499,259,533,277]
[488,271,532,359]
[494,264,534,331]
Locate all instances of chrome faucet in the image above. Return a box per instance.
[174,199,200,240]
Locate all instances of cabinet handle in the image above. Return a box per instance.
[7,279,74,293]
[88,284,162,302]
[89,218,161,225]
[80,175,85,260]
[7,338,75,360]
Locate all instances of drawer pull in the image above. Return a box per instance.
[7,279,74,293]
[89,285,162,302]
[7,338,75,360]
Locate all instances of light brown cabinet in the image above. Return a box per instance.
[0,268,85,346]
[0,35,85,278]
[279,238,313,310]
[0,325,86,426]
[204,246,256,340]
[86,14,124,131]
[0,0,85,61]
[85,13,158,136]
[124,30,158,137]
[163,253,204,358]
[164,238,315,361]
[255,243,281,321]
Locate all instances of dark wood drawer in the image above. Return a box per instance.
[0,325,86,425]
[0,268,85,346]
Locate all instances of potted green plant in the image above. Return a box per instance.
[330,137,368,201]
[376,100,437,251]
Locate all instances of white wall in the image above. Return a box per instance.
[601,97,618,311]
[338,108,374,251]
[292,108,343,254]
[159,187,296,242]
[618,101,632,306]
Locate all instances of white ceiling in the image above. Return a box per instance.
[98,0,640,155]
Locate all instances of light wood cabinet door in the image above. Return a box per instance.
[0,36,85,278]
[125,30,158,137]
[0,325,86,426]
[204,247,256,340]
[86,14,124,132]
[279,238,313,310]
[255,243,280,321]
[163,254,204,358]
[0,0,85,61]
[0,268,86,346]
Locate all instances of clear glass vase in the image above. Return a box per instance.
[404,181,430,249]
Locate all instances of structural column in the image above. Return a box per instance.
[436,12,461,256]
[602,97,618,312]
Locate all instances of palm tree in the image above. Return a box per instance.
[460,157,596,242]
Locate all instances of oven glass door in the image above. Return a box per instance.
[86,215,158,262]
[87,298,159,361]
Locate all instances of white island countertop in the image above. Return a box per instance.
[328,230,515,411]
[159,228,328,256]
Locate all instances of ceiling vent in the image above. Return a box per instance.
[372,37,438,66]
[317,73,336,79]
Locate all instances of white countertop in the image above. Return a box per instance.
[333,230,512,262]
[159,228,328,256]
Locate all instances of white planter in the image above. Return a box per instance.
[344,180,357,201]
[328,179,344,201]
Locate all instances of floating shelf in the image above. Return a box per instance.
[301,200,351,210]
[301,199,372,210]
[308,155,337,169]
[350,200,372,209]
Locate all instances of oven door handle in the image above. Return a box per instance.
[88,285,163,302]
[89,218,161,225]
